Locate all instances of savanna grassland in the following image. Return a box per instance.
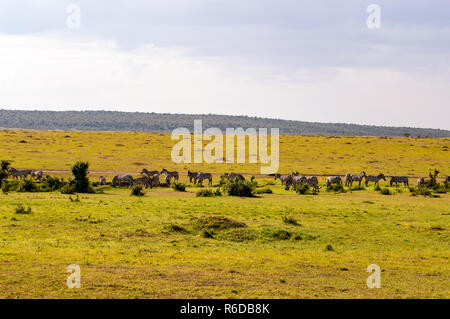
[0,129,449,298]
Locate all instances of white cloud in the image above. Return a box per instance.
[0,34,449,129]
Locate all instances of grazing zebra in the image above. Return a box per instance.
[364,173,386,187]
[274,174,290,185]
[112,175,134,187]
[284,174,304,191]
[10,168,32,179]
[141,169,159,177]
[149,174,160,188]
[302,176,320,193]
[161,168,179,181]
[347,172,366,187]
[196,172,213,186]
[132,176,151,188]
[344,174,352,187]
[326,176,342,188]
[390,176,409,187]
[222,173,245,181]
[187,170,199,183]
[99,176,107,185]
[31,170,43,182]
[285,175,319,193]
[164,174,173,186]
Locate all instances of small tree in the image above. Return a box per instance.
[71,161,90,193]
[0,160,11,188]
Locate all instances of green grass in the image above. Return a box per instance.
[0,184,448,298]
[0,129,449,298]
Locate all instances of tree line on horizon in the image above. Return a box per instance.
[0,109,449,137]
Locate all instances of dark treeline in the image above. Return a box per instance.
[1,109,449,137]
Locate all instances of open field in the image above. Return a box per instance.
[0,129,449,298]
[0,130,449,177]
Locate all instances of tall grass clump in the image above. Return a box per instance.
[172,182,186,192]
[131,185,145,196]
[15,204,32,215]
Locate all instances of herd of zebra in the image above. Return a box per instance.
[6,166,449,193]
[107,169,222,188]
[274,171,450,192]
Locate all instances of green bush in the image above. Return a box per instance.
[131,185,145,196]
[172,182,186,192]
[410,187,432,197]
[255,187,273,194]
[379,187,391,195]
[60,184,76,195]
[327,184,346,193]
[17,178,39,193]
[222,178,256,197]
[296,183,310,195]
[41,176,66,192]
[15,204,32,215]
[196,189,214,197]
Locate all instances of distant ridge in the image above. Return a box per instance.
[1,110,449,137]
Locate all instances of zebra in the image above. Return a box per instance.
[390,176,409,187]
[417,177,426,188]
[274,174,290,185]
[284,174,304,191]
[364,173,386,187]
[347,172,366,187]
[444,176,450,185]
[187,170,199,183]
[31,170,43,182]
[10,168,32,179]
[149,174,160,188]
[164,174,173,186]
[344,174,352,187]
[99,176,107,185]
[132,176,151,188]
[161,169,179,182]
[196,172,213,186]
[285,174,319,193]
[326,176,342,188]
[141,169,159,177]
[112,175,134,187]
[221,173,245,181]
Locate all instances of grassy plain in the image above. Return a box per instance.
[0,129,449,298]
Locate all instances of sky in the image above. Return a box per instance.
[0,0,449,129]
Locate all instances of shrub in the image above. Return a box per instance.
[41,176,66,192]
[131,185,145,196]
[295,183,310,195]
[60,184,76,195]
[351,186,366,191]
[410,187,432,197]
[327,184,346,193]
[282,216,299,226]
[2,180,18,194]
[15,204,32,215]
[172,182,186,192]
[255,187,273,194]
[373,184,382,191]
[379,187,391,195]
[222,178,256,197]
[17,178,39,193]
[325,244,334,251]
[213,188,222,196]
[196,189,214,197]
[262,229,291,240]
[202,230,214,238]
[0,160,11,188]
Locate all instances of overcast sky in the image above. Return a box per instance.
[0,0,449,129]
